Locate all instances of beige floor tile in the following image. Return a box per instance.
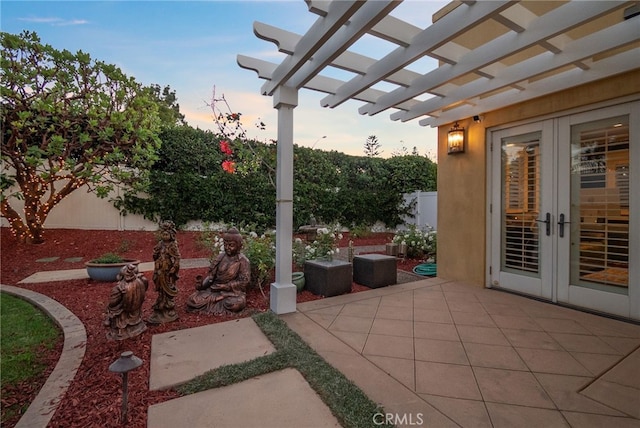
[549,332,622,355]
[501,328,563,350]
[491,314,542,331]
[444,290,481,303]
[328,314,374,334]
[420,395,492,428]
[306,312,337,328]
[414,296,448,310]
[481,302,528,317]
[414,308,454,324]
[363,334,414,359]
[331,330,368,353]
[600,348,640,388]
[515,347,591,376]
[562,411,640,427]
[464,342,528,371]
[600,336,640,355]
[306,305,344,316]
[446,300,487,314]
[414,338,468,365]
[485,403,568,428]
[380,291,415,308]
[534,317,592,334]
[370,318,414,337]
[414,321,460,341]
[415,361,481,400]
[571,351,624,376]
[473,367,556,408]
[375,303,413,320]
[340,301,379,318]
[457,325,510,346]
[367,355,415,390]
[534,373,624,416]
[451,311,496,327]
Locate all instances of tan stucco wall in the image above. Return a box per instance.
[437,69,640,287]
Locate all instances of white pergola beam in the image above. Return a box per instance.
[238,55,418,110]
[419,47,640,127]
[321,0,516,109]
[394,19,640,122]
[361,0,629,117]
[253,21,421,87]
[260,0,364,96]
[285,0,402,91]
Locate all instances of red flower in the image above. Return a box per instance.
[219,140,233,156]
[222,160,236,174]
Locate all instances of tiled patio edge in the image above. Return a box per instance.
[1,284,87,428]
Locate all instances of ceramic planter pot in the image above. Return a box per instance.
[85,259,141,282]
[292,271,305,292]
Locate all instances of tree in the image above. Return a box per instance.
[1,31,162,243]
[144,84,186,127]
[363,135,382,157]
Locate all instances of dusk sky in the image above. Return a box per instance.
[1,0,447,158]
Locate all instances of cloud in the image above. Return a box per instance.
[18,16,88,26]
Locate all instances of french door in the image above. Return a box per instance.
[490,102,638,320]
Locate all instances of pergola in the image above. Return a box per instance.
[237,0,640,314]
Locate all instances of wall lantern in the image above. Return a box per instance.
[447,122,465,154]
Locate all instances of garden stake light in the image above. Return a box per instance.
[109,351,143,424]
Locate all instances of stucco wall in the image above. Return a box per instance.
[437,69,640,287]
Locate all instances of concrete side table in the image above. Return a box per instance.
[304,259,352,297]
[353,254,397,288]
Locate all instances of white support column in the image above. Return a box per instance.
[270,86,298,314]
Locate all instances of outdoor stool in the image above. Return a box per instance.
[353,254,397,288]
[304,259,352,297]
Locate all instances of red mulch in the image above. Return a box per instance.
[0,228,423,428]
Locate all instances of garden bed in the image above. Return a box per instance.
[0,227,424,428]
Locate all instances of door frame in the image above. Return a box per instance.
[485,98,639,321]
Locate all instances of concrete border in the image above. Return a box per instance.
[1,285,86,428]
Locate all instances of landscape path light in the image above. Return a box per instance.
[109,350,143,424]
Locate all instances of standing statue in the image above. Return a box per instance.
[104,263,148,340]
[186,228,250,316]
[148,220,180,324]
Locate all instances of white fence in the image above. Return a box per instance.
[1,184,437,232]
[400,191,437,231]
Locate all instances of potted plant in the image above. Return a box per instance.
[85,252,141,282]
[292,238,307,292]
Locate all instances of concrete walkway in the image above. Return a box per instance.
[6,254,640,428]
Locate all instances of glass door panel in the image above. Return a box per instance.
[502,133,541,277]
[569,116,629,294]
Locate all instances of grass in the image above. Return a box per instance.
[1,293,62,422]
[178,311,394,428]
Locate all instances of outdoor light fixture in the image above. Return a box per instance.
[109,351,143,423]
[447,122,465,154]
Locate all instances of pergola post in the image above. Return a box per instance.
[270,85,298,314]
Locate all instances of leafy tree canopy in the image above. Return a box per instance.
[1,31,163,243]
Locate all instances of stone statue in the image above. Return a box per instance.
[104,263,148,340]
[148,220,180,324]
[186,228,250,316]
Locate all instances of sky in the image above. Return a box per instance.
[1,0,447,159]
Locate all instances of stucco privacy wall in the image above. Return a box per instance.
[0,181,158,231]
[437,69,640,286]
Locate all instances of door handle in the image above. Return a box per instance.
[536,212,551,236]
[558,213,570,238]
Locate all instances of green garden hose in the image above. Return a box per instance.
[413,263,437,276]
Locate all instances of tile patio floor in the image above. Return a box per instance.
[281,277,640,427]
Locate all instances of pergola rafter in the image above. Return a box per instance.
[236,0,640,314]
